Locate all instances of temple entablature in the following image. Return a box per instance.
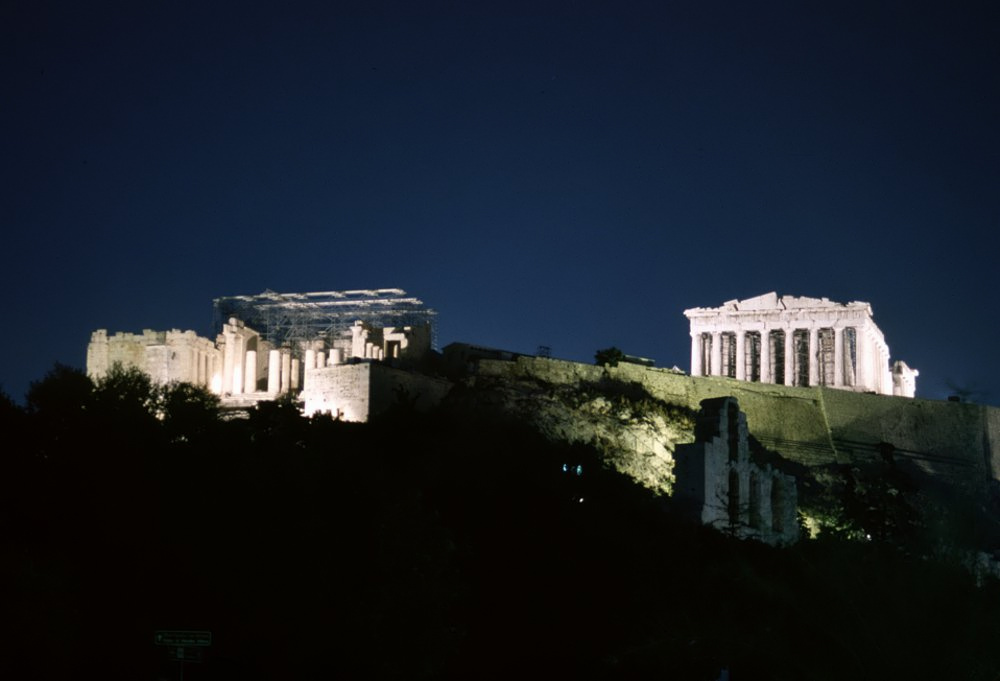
[684,292,916,397]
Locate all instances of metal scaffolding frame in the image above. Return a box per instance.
[212,288,437,350]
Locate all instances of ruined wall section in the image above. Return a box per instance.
[302,363,372,422]
[674,397,799,545]
[302,363,451,422]
[87,328,220,389]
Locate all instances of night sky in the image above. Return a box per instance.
[4,2,999,405]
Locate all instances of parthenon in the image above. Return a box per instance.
[684,293,918,397]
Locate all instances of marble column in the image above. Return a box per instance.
[735,331,746,381]
[808,328,819,387]
[784,329,794,387]
[244,350,257,394]
[280,351,292,393]
[855,327,867,392]
[221,329,236,395]
[691,334,702,377]
[268,349,281,394]
[711,331,722,376]
[833,328,844,387]
[760,330,771,384]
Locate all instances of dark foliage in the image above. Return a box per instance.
[4,364,1000,680]
[594,346,626,367]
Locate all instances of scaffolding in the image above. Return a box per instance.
[212,288,437,350]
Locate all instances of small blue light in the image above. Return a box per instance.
[562,463,568,473]
[575,465,583,476]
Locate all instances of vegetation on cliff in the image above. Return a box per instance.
[3,364,1000,679]
[448,371,696,494]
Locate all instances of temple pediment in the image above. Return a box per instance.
[733,292,780,311]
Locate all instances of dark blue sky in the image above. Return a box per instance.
[3,1,999,404]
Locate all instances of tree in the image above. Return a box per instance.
[595,346,626,367]
[160,381,221,442]
[26,363,94,419]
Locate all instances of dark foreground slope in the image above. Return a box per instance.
[3,366,1000,680]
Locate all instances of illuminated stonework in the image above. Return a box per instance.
[673,397,798,545]
[684,292,918,397]
[87,328,221,389]
[88,312,437,416]
[299,320,440,421]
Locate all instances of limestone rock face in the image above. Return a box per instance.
[449,365,695,494]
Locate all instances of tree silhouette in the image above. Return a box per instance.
[595,346,626,367]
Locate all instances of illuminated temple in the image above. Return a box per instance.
[684,292,918,397]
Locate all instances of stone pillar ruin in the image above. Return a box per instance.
[690,334,702,377]
[760,330,771,384]
[280,351,292,393]
[783,330,794,387]
[222,327,236,394]
[735,331,746,381]
[710,331,722,376]
[808,327,819,387]
[833,327,844,387]
[268,350,281,394]
[244,350,257,393]
[232,355,244,395]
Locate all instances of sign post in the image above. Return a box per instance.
[154,630,212,680]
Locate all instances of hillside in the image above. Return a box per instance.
[3,365,1000,679]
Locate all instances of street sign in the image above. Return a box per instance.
[168,646,205,663]
[154,630,212,647]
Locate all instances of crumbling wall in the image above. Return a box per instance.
[87,328,220,389]
[302,363,372,422]
[673,397,799,545]
[302,363,451,422]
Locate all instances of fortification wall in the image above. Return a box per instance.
[87,328,220,388]
[302,363,452,422]
[476,357,999,486]
[302,363,372,422]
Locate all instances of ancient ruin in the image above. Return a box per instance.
[673,397,799,545]
[684,292,918,397]
[87,289,438,416]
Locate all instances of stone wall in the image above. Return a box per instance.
[87,328,220,389]
[674,397,799,545]
[475,357,1000,488]
[302,362,452,422]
